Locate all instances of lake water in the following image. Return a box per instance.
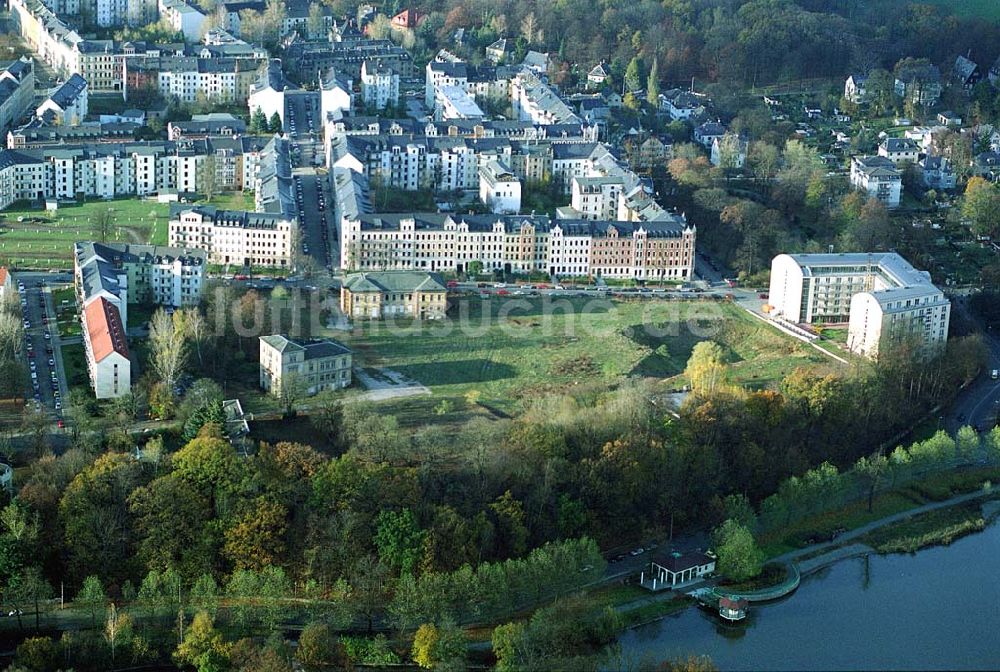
[618,522,1000,670]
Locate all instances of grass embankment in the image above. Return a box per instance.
[760,467,1000,558]
[861,501,990,554]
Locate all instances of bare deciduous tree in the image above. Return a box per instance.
[148,309,190,399]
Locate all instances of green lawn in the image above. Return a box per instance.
[197,192,255,211]
[0,199,170,268]
[332,297,835,416]
[61,343,90,389]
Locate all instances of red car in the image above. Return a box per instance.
[496,289,510,296]
[446,280,459,288]
[57,420,64,429]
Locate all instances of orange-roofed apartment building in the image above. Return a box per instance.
[82,297,130,399]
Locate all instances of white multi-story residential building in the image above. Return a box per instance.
[768,252,950,358]
[360,61,399,111]
[259,335,352,396]
[319,68,353,121]
[158,0,206,41]
[434,84,485,121]
[0,136,270,209]
[169,205,295,267]
[570,175,623,221]
[75,241,206,397]
[340,212,696,280]
[850,155,901,208]
[658,89,707,121]
[248,60,298,124]
[82,297,130,398]
[512,70,582,126]
[877,137,920,166]
[479,160,521,214]
[0,58,35,136]
[125,56,263,104]
[36,74,88,126]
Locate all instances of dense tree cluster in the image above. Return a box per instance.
[361,0,1000,91]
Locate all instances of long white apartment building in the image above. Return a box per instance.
[768,253,950,358]
[0,136,271,209]
[168,204,295,268]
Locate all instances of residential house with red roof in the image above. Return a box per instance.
[82,297,130,398]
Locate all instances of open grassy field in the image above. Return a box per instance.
[334,297,838,416]
[0,199,170,268]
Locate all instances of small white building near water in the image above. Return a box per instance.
[643,551,717,591]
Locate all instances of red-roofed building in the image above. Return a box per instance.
[82,297,130,398]
[0,267,10,298]
[391,8,423,29]
[719,596,748,621]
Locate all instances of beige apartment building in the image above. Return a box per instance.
[340,271,448,320]
[259,335,353,396]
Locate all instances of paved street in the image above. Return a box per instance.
[291,172,335,271]
[946,295,1000,433]
[14,271,71,421]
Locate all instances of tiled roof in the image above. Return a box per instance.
[343,271,447,293]
[84,297,128,363]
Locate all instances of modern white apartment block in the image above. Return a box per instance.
[259,335,353,396]
[768,253,950,358]
[360,61,398,111]
[850,155,901,208]
[479,159,521,214]
[0,58,35,136]
[0,136,270,209]
[168,205,295,268]
[36,73,88,125]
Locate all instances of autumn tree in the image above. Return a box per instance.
[684,341,728,396]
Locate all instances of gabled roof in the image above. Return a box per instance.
[84,297,128,363]
[0,267,8,287]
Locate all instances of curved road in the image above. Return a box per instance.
[946,295,1000,433]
